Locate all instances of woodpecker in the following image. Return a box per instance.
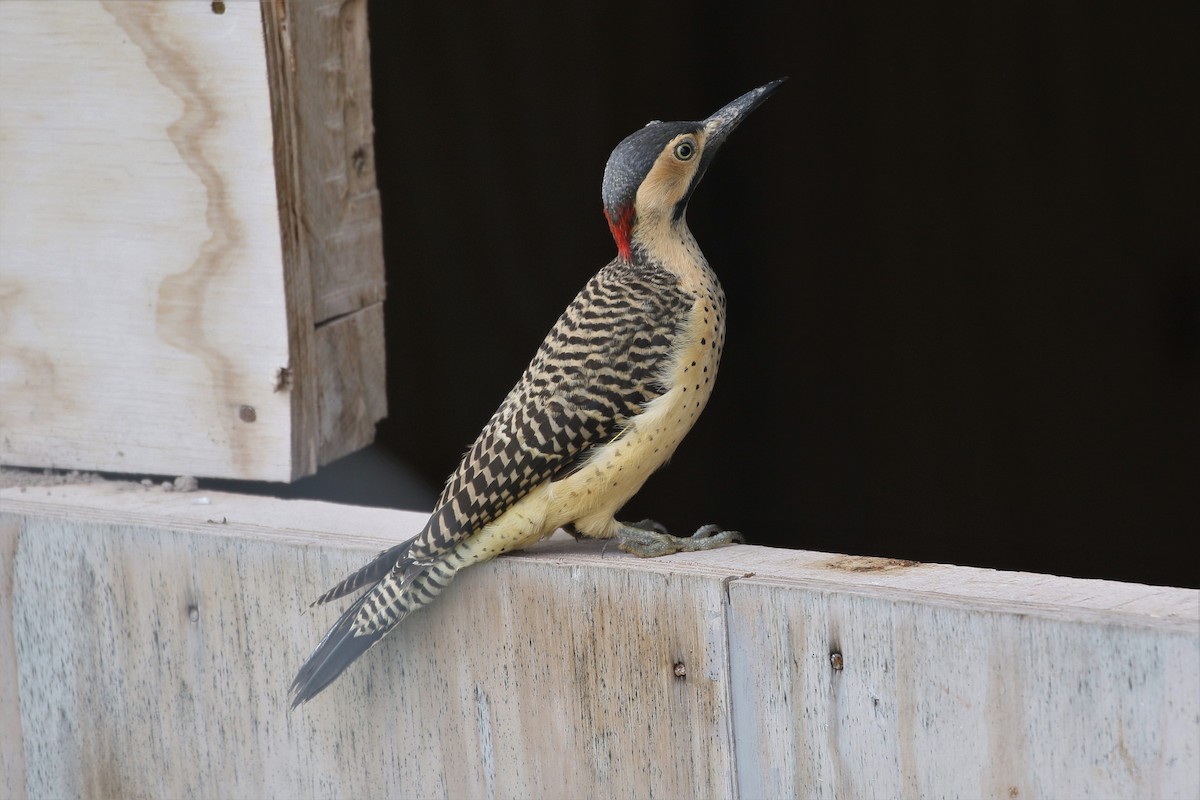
[291,79,785,707]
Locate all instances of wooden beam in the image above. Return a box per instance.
[261,0,385,324]
[314,302,387,466]
[2,480,1196,798]
[0,0,385,482]
[261,0,386,477]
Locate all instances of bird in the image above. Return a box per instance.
[291,78,785,707]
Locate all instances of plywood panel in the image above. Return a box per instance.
[0,1,386,482]
[0,1,290,478]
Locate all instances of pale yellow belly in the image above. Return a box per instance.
[447,297,723,568]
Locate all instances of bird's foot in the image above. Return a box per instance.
[616,519,744,558]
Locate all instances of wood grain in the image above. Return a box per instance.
[0,1,385,481]
[262,0,385,324]
[0,514,27,800]
[1,481,1196,798]
[728,573,1198,799]
[0,1,291,479]
[315,303,387,467]
[261,0,386,478]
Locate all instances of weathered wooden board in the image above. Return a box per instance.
[0,513,25,800]
[725,553,1200,799]
[262,0,387,475]
[262,0,385,324]
[1,481,1197,799]
[0,0,385,482]
[314,302,387,466]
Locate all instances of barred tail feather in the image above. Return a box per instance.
[291,558,458,707]
[290,587,391,708]
[310,540,412,607]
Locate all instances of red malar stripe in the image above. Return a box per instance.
[604,204,634,262]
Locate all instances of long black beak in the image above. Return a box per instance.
[670,78,786,221]
[703,78,787,151]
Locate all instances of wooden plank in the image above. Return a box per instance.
[1,481,735,798]
[1,480,1196,798]
[0,513,27,800]
[261,0,385,324]
[0,1,385,482]
[261,0,386,477]
[727,571,1199,798]
[0,0,292,479]
[315,303,387,467]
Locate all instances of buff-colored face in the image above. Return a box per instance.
[634,128,708,220]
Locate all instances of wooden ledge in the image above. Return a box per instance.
[2,480,1197,798]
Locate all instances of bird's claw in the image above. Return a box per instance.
[616,520,743,558]
[628,518,670,536]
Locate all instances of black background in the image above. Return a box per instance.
[313,1,1198,588]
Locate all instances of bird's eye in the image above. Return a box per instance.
[674,140,696,161]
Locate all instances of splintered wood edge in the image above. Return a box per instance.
[2,481,1195,634]
[259,0,386,478]
[260,0,317,479]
